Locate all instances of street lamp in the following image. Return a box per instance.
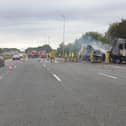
[47,36,50,45]
[61,15,65,57]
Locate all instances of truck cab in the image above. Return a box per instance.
[111,38,126,63]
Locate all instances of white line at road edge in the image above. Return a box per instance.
[53,74,62,82]
[112,66,126,70]
[98,72,118,79]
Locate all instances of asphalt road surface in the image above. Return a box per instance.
[0,59,126,126]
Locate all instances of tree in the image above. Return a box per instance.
[57,42,80,57]
[37,44,52,52]
[0,48,3,53]
[106,19,126,42]
[25,44,52,53]
[85,32,110,44]
[57,42,65,56]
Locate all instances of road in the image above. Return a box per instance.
[0,59,126,126]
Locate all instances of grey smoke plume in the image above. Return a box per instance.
[75,35,111,53]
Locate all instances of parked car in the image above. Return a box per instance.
[12,54,20,60]
[0,56,5,67]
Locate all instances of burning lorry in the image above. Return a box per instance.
[79,42,109,62]
[110,38,126,63]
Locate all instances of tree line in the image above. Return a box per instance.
[25,44,52,53]
[106,19,126,41]
[0,48,20,53]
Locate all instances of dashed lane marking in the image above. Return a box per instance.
[52,73,62,82]
[98,72,118,80]
[42,64,62,85]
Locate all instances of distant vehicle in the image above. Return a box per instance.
[12,54,20,60]
[19,53,23,58]
[28,51,39,58]
[27,50,48,58]
[39,50,47,58]
[111,38,126,63]
[79,44,104,62]
[0,56,5,67]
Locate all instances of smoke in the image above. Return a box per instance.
[90,41,111,53]
[76,35,111,53]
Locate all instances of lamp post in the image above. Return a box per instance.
[61,15,65,57]
[47,36,50,45]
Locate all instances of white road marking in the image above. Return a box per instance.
[43,65,62,84]
[53,73,62,82]
[104,72,126,79]
[105,65,126,70]
[98,72,118,80]
[54,60,59,63]
[43,64,46,68]
[8,65,13,71]
[113,66,126,70]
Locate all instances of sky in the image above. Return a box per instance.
[0,0,126,50]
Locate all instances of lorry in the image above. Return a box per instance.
[110,38,126,63]
[79,44,105,62]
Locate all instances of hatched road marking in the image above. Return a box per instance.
[98,72,118,80]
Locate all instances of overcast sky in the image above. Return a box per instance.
[0,0,126,49]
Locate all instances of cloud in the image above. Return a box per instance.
[0,0,126,49]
